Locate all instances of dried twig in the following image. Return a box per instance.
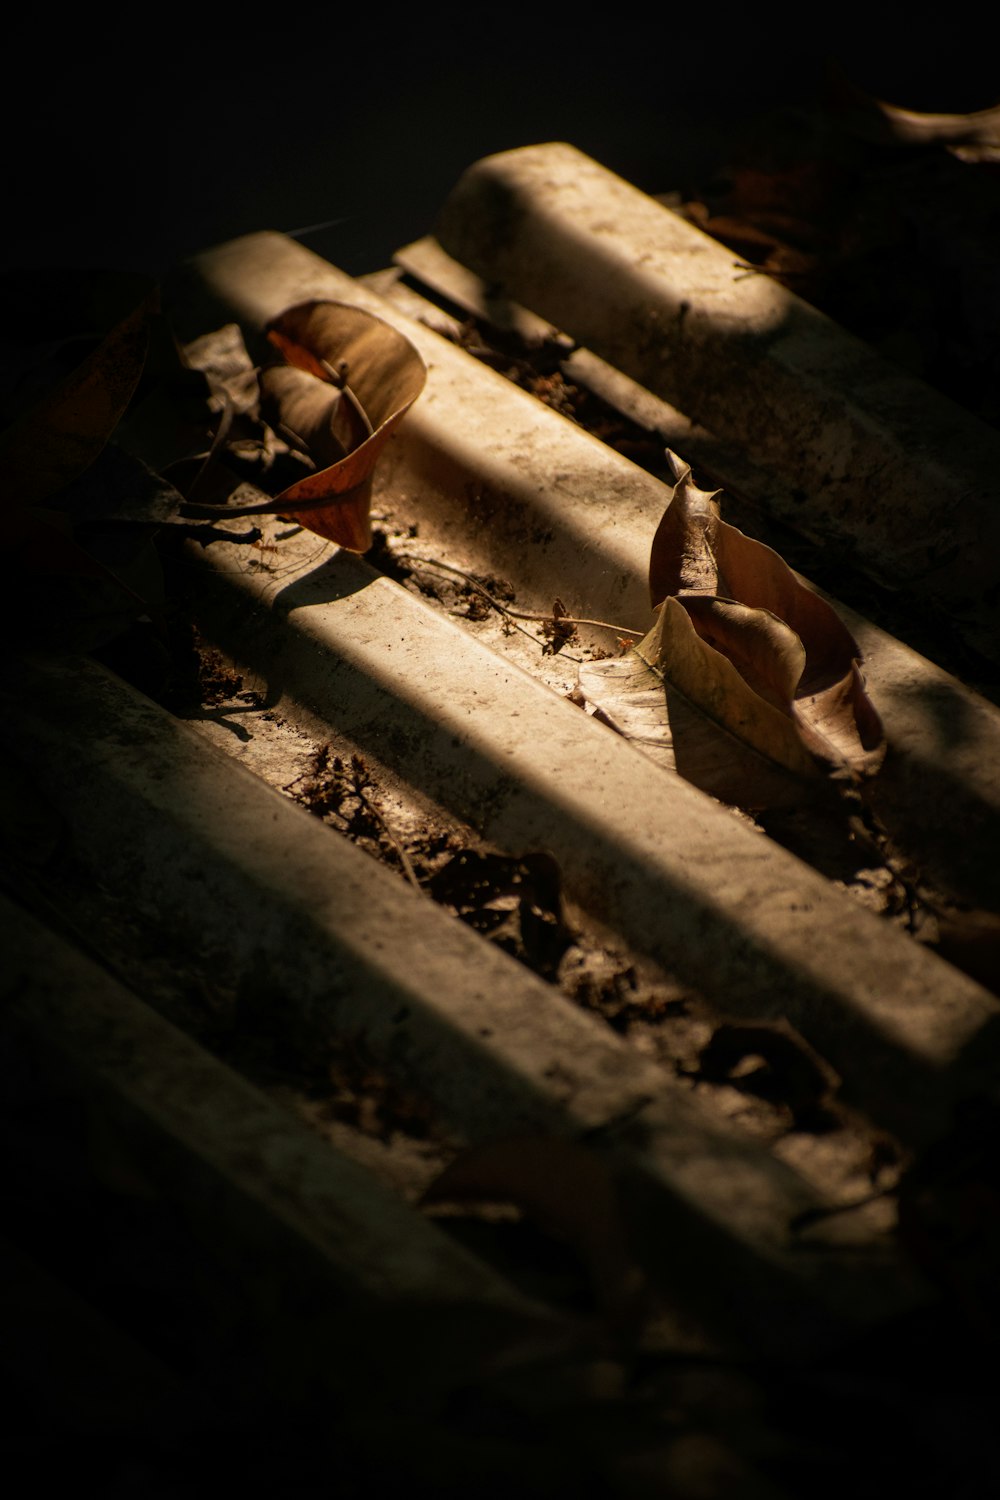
[355,782,422,895]
[285,749,423,896]
[393,552,642,656]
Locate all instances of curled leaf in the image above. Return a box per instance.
[648,453,885,777]
[258,364,369,467]
[679,594,806,714]
[578,453,884,806]
[262,300,428,551]
[580,597,821,800]
[867,100,1000,161]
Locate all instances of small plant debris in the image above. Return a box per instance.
[284,747,421,890]
[539,598,578,654]
[285,746,376,829]
[427,848,574,980]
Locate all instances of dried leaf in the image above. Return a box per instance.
[580,598,821,794]
[652,459,859,685]
[871,100,1000,160]
[6,503,112,580]
[5,503,164,650]
[695,1019,841,1128]
[112,314,226,477]
[261,300,427,551]
[422,1136,647,1331]
[579,452,884,804]
[183,321,260,416]
[258,364,366,467]
[0,269,157,509]
[655,454,883,773]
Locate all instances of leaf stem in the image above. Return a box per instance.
[355,786,423,895]
[393,551,643,643]
[320,357,373,438]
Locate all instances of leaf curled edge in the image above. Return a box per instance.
[638,597,821,779]
[263,300,427,551]
[649,453,885,776]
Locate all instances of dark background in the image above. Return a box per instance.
[5,21,996,283]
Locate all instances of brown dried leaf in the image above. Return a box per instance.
[647,453,885,777]
[262,300,427,551]
[580,597,820,791]
[258,364,366,468]
[421,1136,647,1331]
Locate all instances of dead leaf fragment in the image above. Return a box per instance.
[695,1019,842,1129]
[650,458,865,691]
[643,594,818,779]
[258,364,366,467]
[422,1136,647,1332]
[0,269,157,508]
[580,598,820,797]
[262,300,427,551]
